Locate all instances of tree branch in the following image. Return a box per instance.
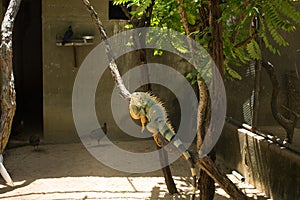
[234,32,257,49]
[81,0,131,100]
[145,0,155,27]
[192,155,249,200]
[262,61,300,142]
[0,0,22,154]
[120,5,131,22]
[282,105,300,119]
[177,0,191,36]
[198,5,209,31]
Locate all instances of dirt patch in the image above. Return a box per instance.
[0,141,268,199]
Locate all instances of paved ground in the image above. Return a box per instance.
[0,140,268,200]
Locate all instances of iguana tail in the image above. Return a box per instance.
[174,139,197,199]
[160,125,197,199]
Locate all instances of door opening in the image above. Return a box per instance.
[11,0,43,140]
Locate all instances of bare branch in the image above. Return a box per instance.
[262,61,298,142]
[191,154,249,200]
[82,0,131,100]
[281,105,300,119]
[120,5,131,22]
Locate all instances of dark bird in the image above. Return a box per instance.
[62,26,73,45]
[29,134,40,151]
[90,122,107,145]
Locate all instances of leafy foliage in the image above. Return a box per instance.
[220,0,300,79]
[113,0,300,80]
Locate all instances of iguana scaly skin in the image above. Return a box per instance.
[129,92,197,198]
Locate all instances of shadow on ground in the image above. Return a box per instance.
[0,141,269,200]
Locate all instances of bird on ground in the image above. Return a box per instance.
[62,26,73,45]
[90,122,107,145]
[29,134,40,151]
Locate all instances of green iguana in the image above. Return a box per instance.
[129,92,197,198]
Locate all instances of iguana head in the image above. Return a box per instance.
[129,92,147,119]
[130,92,147,107]
[129,92,148,131]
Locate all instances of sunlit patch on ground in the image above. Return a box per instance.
[0,176,269,200]
[0,176,195,199]
[0,143,269,199]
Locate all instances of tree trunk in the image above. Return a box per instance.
[208,0,224,77]
[195,156,248,200]
[195,1,224,199]
[197,80,216,200]
[0,0,22,154]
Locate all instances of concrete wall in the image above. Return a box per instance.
[216,124,300,200]
[225,2,300,134]
[42,0,121,142]
[217,3,300,199]
[259,3,300,127]
[42,0,195,143]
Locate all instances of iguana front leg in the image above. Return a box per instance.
[140,116,147,132]
[129,105,147,132]
[153,133,163,147]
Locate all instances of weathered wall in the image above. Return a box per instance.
[259,3,300,127]
[217,125,300,200]
[225,2,300,132]
[42,0,194,143]
[218,3,300,199]
[42,0,122,142]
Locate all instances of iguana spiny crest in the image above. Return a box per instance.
[129,92,197,198]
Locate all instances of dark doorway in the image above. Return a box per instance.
[11,0,43,138]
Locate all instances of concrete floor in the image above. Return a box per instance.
[0,141,268,200]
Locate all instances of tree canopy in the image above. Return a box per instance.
[113,0,300,79]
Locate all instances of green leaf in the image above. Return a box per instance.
[246,39,262,60]
[186,71,198,79]
[226,67,242,80]
[153,49,163,56]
